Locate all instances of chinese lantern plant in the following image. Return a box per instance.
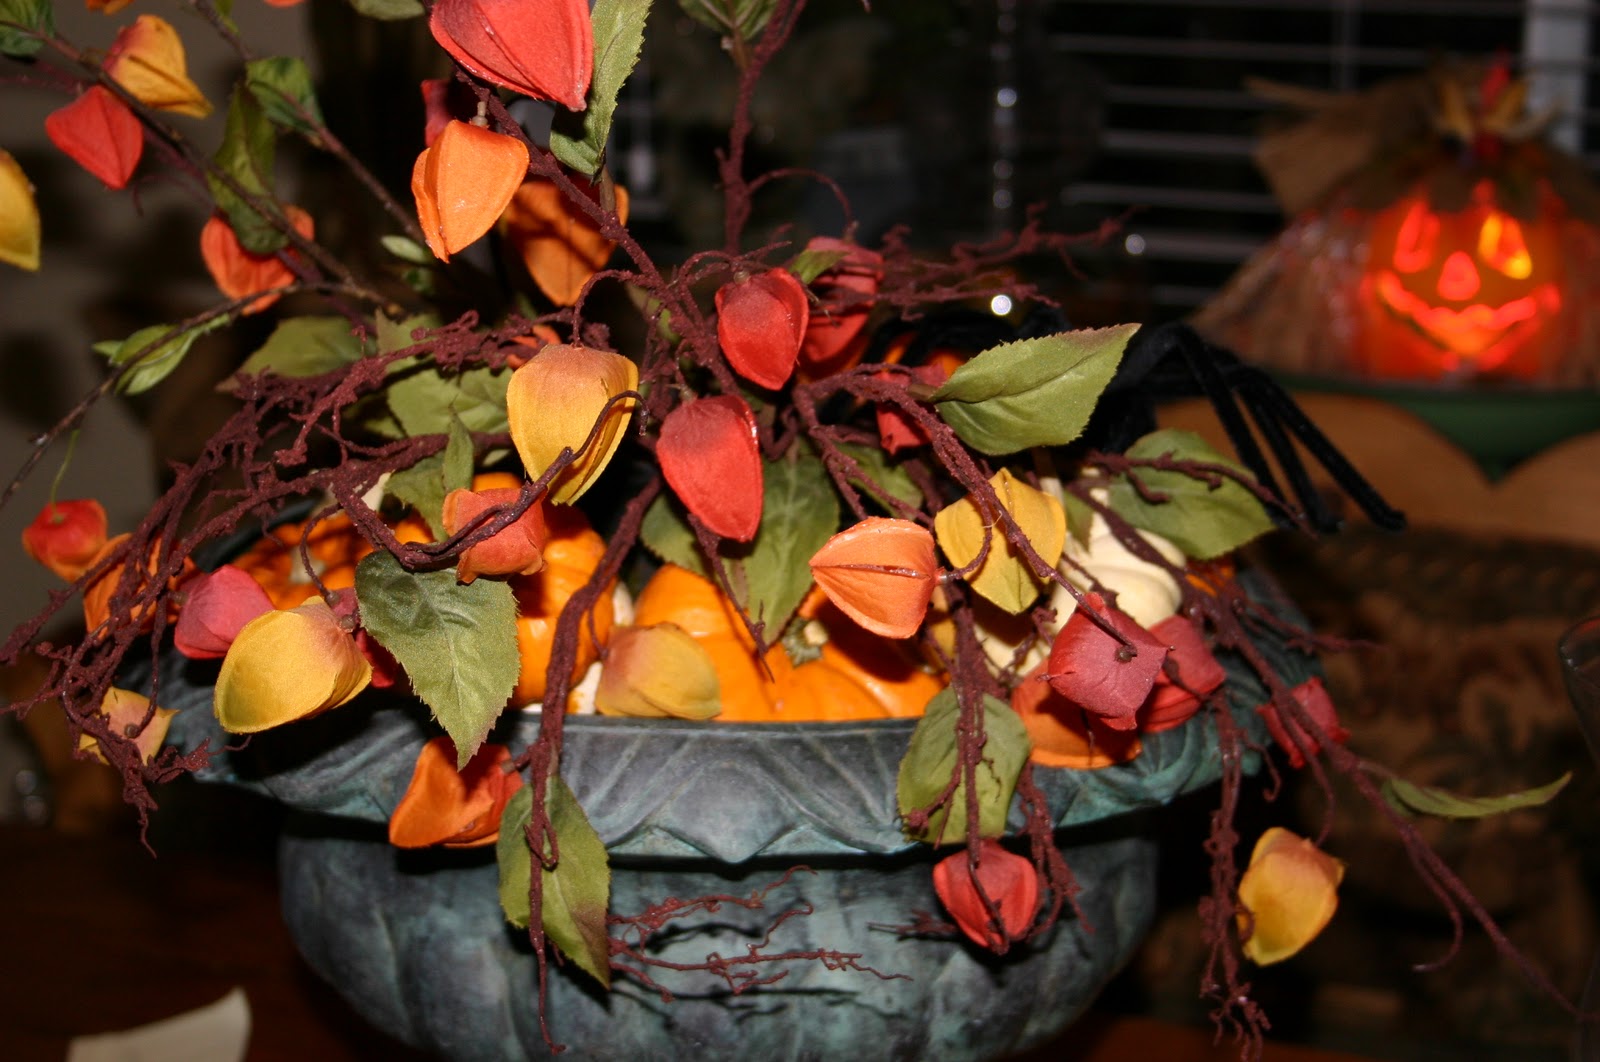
[0,0,1581,1057]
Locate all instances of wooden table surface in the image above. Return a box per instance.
[0,814,1369,1062]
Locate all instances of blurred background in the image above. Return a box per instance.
[3,2,1600,1060]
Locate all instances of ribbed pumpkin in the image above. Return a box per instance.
[629,564,943,721]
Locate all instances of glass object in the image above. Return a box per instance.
[1560,615,1600,1061]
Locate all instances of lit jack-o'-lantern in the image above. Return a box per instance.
[1355,179,1565,381]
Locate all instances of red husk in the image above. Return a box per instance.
[658,395,764,542]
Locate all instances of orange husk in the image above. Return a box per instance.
[77,687,176,765]
[0,149,41,272]
[104,15,212,118]
[935,468,1067,614]
[809,517,938,639]
[1009,662,1142,769]
[81,533,194,633]
[411,120,530,261]
[389,737,522,848]
[45,86,143,190]
[429,0,593,110]
[22,499,108,582]
[596,623,722,719]
[214,598,373,733]
[1237,827,1345,965]
[505,343,637,505]
[441,486,548,583]
[501,178,628,307]
[86,0,137,14]
[200,205,314,314]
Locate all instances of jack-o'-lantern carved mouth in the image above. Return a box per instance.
[1372,271,1562,360]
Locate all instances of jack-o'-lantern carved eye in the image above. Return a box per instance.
[1390,200,1440,273]
[1477,212,1533,279]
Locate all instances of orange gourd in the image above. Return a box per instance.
[629,564,943,722]
[510,504,614,706]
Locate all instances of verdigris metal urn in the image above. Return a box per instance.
[161,576,1308,1061]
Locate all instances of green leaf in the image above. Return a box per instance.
[380,235,432,265]
[678,0,778,39]
[541,774,612,986]
[1106,428,1275,560]
[495,776,613,988]
[244,57,326,143]
[345,0,423,18]
[93,318,227,396]
[354,551,519,764]
[386,361,511,439]
[787,246,847,285]
[0,0,53,58]
[208,87,283,255]
[1061,489,1094,548]
[374,311,441,355]
[1381,772,1571,820]
[549,0,651,176]
[230,316,365,386]
[723,449,838,637]
[640,493,707,576]
[932,325,1138,455]
[385,415,475,537]
[896,688,1030,845]
[498,784,533,928]
[835,442,921,512]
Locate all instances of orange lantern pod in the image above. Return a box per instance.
[200,205,315,314]
[1355,178,1566,381]
[411,120,530,262]
[501,177,628,307]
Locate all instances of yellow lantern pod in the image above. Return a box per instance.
[506,343,637,505]
[214,598,373,733]
[1237,827,1346,965]
[596,623,722,720]
[104,15,213,118]
[0,150,40,272]
[78,688,177,765]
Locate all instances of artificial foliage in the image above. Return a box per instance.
[0,1,1583,1057]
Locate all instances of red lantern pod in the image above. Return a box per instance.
[1138,613,1227,733]
[1256,676,1350,769]
[931,839,1039,950]
[715,268,810,390]
[798,237,882,379]
[1045,593,1168,731]
[173,564,275,660]
[429,0,593,111]
[658,395,764,542]
[45,86,143,190]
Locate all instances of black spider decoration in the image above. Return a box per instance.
[864,310,1407,535]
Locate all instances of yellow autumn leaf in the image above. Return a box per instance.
[0,150,41,272]
[934,468,1067,614]
[596,623,721,719]
[78,687,177,764]
[214,599,373,733]
[1237,827,1346,965]
[104,15,213,118]
[506,343,638,505]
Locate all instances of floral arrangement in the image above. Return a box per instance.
[0,0,1578,1056]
